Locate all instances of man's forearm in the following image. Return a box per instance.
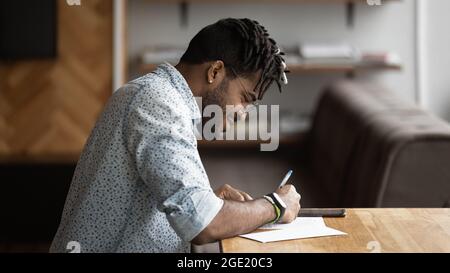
[192,198,275,245]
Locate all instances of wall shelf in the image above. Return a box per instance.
[139,62,401,76]
[143,0,398,28]
[119,0,401,83]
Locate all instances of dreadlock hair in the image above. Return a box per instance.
[180,18,288,100]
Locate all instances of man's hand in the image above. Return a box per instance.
[214,184,253,202]
[275,184,301,223]
[193,184,299,245]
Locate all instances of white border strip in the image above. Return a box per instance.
[415,0,427,107]
[113,0,125,92]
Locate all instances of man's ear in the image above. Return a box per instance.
[206,61,226,85]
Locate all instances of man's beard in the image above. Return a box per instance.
[203,79,228,110]
[202,80,229,132]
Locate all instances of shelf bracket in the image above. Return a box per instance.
[179,1,189,28]
[346,2,355,28]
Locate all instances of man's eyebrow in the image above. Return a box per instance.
[242,83,257,102]
[229,67,260,102]
[247,77,261,101]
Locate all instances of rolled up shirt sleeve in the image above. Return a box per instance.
[125,90,224,242]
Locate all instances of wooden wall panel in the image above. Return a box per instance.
[0,0,113,162]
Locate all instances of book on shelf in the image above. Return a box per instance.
[359,52,402,67]
[140,46,185,65]
[137,44,401,70]
[298,43,360,65]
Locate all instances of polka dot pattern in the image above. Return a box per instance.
[49,63,224,253]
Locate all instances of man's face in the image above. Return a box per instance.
[203,70,260,131]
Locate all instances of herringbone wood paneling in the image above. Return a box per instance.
[0,0,113,162]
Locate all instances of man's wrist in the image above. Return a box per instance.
[262,195,281,223]
[267,193,286,222]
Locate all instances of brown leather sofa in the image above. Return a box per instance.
[194,79,450,252]
[303,80,450,208]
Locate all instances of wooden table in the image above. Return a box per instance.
[220,209,450,253]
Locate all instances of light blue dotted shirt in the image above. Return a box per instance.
[50,63,224,253]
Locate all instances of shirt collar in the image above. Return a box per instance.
[153,62,202,121]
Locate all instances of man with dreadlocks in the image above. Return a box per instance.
[50,18,301,253]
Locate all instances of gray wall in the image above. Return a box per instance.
[127,0,419,116]
[420,0,450,122]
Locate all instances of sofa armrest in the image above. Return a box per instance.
[307,80,450,207]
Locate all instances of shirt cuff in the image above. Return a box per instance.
[166,190,224,242]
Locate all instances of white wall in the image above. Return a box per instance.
[127,0,418,116]
[420,0,450,122]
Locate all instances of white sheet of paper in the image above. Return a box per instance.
[240,217,347,243]
[259,217,326,230]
